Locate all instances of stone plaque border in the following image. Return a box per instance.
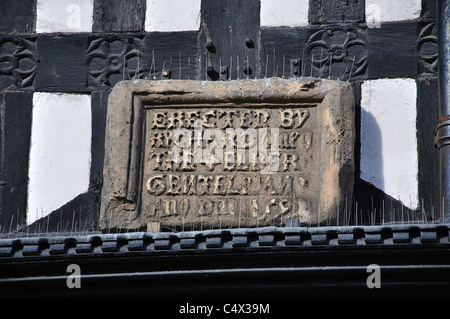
[100,78,355,230]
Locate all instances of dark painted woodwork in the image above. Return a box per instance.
[90,91,109,187]
[35,34,89,92]
[309,0,365,24]
[418,21,438,76]
[199,0,260,80]
[307,24,368,80]
[421,0,437,19]
[93,0,146,32]
[0,36,37,90]
[260,28,309,78]
[417,77,440,217]
[0,0,36,34]
[87,33,147,89]
[144,32,199,80]
[261,25,367,80]
[0,91,32,228]
[367,22,418,79]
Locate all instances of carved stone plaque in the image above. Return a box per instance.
[100,78,355,230]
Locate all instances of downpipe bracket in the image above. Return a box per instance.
[434,115,450,149]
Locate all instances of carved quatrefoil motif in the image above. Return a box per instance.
[418,22,438,75]
[87,35,146,88]
[0,37,36,89]
[307,26,367,80]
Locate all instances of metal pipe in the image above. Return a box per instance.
[435,0,450,222]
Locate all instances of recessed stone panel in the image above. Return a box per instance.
[100,78,355,231]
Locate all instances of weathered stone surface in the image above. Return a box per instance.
[100,78,355,231]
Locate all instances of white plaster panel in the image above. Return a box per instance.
[365,0,421,23]
[360,78,418,209]
[145,0,201,32]
[27,93,92,225]
[36,0,93,33]
[260,0,309,27]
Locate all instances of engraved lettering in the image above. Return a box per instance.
[101,79,355,232]
[294,109,310,128]
[252,199,259,218]
[167,111,184,129]
[150,131,172,148]
[240,110,253,128]
[197,175,212,196]
[281,153,299,171]
[280,109,310,128]
[254,110,270,128]
[218,110,235,129]
[151,111,167,129]
[181,175,197,195]
[186,111,200,128]
[212,175,226,195]
[279,199,290,215]
[202,128,223,169]
[202,110,217,128]
[280,109,295,128]
[241,176,251,195]
[300,131,313,151]
[198,198,213,216]
[167,174,181,195]
[265,198,277,215]
[163,199,176,216]
[280,131,300,149]
[146,175,166,195]
[226,175,240,195]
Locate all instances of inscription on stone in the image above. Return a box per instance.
[100,79,355,231]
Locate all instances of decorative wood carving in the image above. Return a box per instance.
[307,26,367,80]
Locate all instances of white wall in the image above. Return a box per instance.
[36,0,93,33]
[365,0,421,25]
[27,93,92,225]
[145,0,201,32]
[260,0,309,28]
[360,78,418,209]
